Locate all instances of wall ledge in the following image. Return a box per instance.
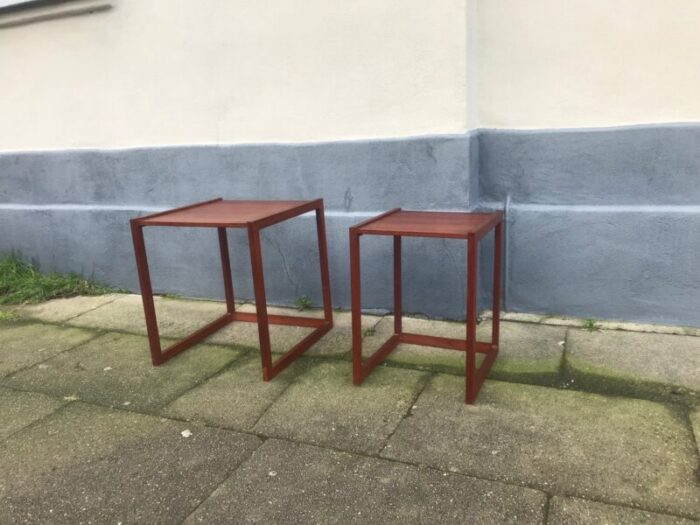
[0,0,110,29]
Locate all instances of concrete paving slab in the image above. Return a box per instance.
[367,316,564,383]
[208,306,382,357]
[206,303,318,353]
[481,309,700,337]
[254,361,428,455]
[0,387,67,440]
[548,496,698,525]
[67,294,230,338]
[382,375,700,518]
[162,356,300,431]
[691,410,700,454]
[184,439,547,525]
[303,310,382,357]
[0,402,261,525]
[567,329,700,401]
[4,332,242,411]
[0,323,96,377]
[16,294,121,323]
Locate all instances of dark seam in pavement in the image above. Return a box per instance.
[60,294,123,323]
[0,328,106,381]
[558,327,571,388]
[376,370,434,455]
[1,400,75,442]
[2,384,698,522]
[247,356,333,431]
[248,377,295,431]
[542,494,552,524]
[176,433,265,525]
[681,406,700,484]
[154,349,254,415]
[480,313,700,338]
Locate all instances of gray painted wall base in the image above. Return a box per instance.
[1,125,699,326]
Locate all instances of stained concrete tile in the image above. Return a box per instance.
[162,356,299,431]
[0,388,67,440]
[184,439,547,525]
[302,310,381,357]
[0,323,96,377]
[254,361,428,455]
[382,375,700,518]
[67,294,230,338]
[16,294,122,323]
[0,402,261,525]
[548,496,698,525]
[4,332,242,411]
[367,316,564,383]
[207,305,381,357]
[206,304,318,352]
[567,329,700,400]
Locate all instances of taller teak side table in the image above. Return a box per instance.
[130,198,333,380]
[349,209,503,404]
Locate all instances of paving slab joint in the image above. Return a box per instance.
[377,371,434,455]
[0,328,104,382]
[157,351,256,414]
[1,398,74,442]
[61,293,124,323]
[176,431,265,525]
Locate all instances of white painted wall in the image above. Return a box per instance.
[3,0,700,151]
[478,0,700,129]
[0,0,468,151]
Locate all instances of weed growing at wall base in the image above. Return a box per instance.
[0,254,117,305]
[295,295,312,311]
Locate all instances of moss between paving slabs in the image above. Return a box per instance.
[3,332,244,412]
[687,410,700,456]
[564,329,700,406]
[0,323,97,378]
[368,316,565,387]
[0,309,21,323]
[563,356,699,407]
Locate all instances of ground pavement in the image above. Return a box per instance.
[0,294,699,524]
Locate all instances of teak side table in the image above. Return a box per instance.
[349,209,503,404]
[130,198,333,381]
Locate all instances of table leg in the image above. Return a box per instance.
[492,221,502,349]
[350,229,363,384]
[315,202,333,324]
[466,234,478,404]
[130,221,162,365]
[394,236,402,335]
[248,225,273,380]
[218,227,235,314]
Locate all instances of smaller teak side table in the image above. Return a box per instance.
[130,198,333,381]
[349,209,503,404]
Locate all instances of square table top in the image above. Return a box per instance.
[355,209,503,239]
[134,198,318,228]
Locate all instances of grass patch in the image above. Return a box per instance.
[0,254,117,305]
